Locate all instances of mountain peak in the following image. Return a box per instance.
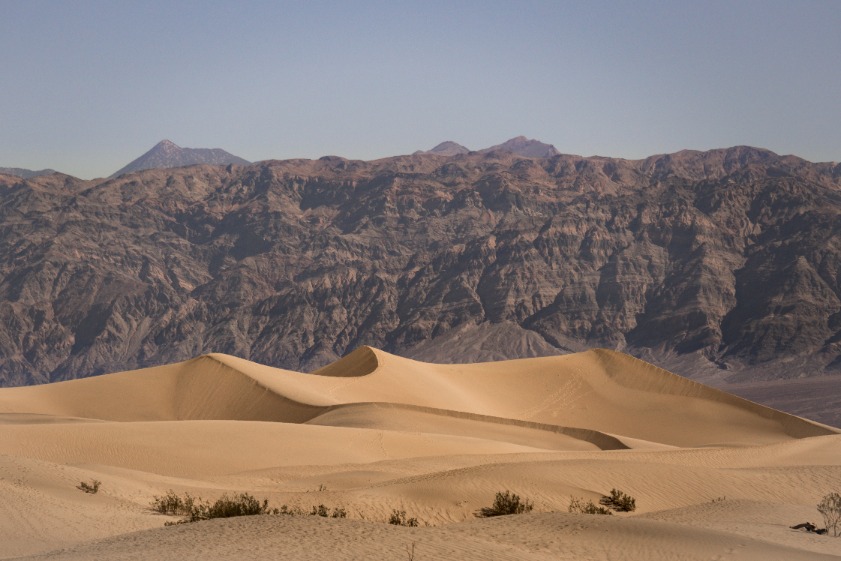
[111,140,250,178]
[155,139,180,149]
[418,141,470,157]
[480,136,560,158]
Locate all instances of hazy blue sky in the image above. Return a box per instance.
[1,0,839,178]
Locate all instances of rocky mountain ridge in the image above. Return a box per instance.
[416,136,559,158]
[0,167,57,179]
[1,146,840,392]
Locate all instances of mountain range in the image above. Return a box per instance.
[2,136,565,180]
[1,142,841,422]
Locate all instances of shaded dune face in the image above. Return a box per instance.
[0,348,834,447]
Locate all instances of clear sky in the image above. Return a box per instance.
[1,0,839,179]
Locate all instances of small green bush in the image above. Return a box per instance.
[569,496,613,515]
[477,490,533,517]
[77,480,101,494]
[600,489,636,512]
[389,509,419,527]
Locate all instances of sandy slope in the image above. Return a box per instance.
[11,513,841,561]
[0,348,839,560]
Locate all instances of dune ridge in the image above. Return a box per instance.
[311,346,381,377]
[0,355,327,423]
[305,402,633,451]
[591,349,838,439]
[0,348,834,445]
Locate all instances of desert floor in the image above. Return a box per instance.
[1,348,839,560]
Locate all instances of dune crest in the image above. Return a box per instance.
[0,347,834,445]
[311,346,382,377]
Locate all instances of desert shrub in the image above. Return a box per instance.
[569,496,613,515]
[309,504,347,518]
[151,490,180,514]
[152,490,350,525]
[818,492,841,537]
[278,504,305,516]
[151,490,198,516]
[600,489,636,512]
[389,509,419,527]
[77,479,101,494]
[197,493,270,521]
[477,490,533,517]
[152,491,274,523]
[311,504,329,517]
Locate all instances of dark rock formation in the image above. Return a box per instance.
[2,146,840,390]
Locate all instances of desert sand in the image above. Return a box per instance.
[0,347,839,560]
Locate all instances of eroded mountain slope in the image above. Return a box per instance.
[1,147,840,387]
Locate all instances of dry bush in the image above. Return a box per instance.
[600,488,636,512]
[151,490,198,515]
[278,504,305,516]
[477,490,534,517]
[818,492,841,537]
[569,496,613,515]
[152,491,274,524]
[389,509,419,527]
[310,504,347,518]
[76,480,101,494]
[198,493,271,520]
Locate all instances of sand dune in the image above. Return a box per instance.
[0,356,325,423]
[0,347,839,560]
[2,348,831,443]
